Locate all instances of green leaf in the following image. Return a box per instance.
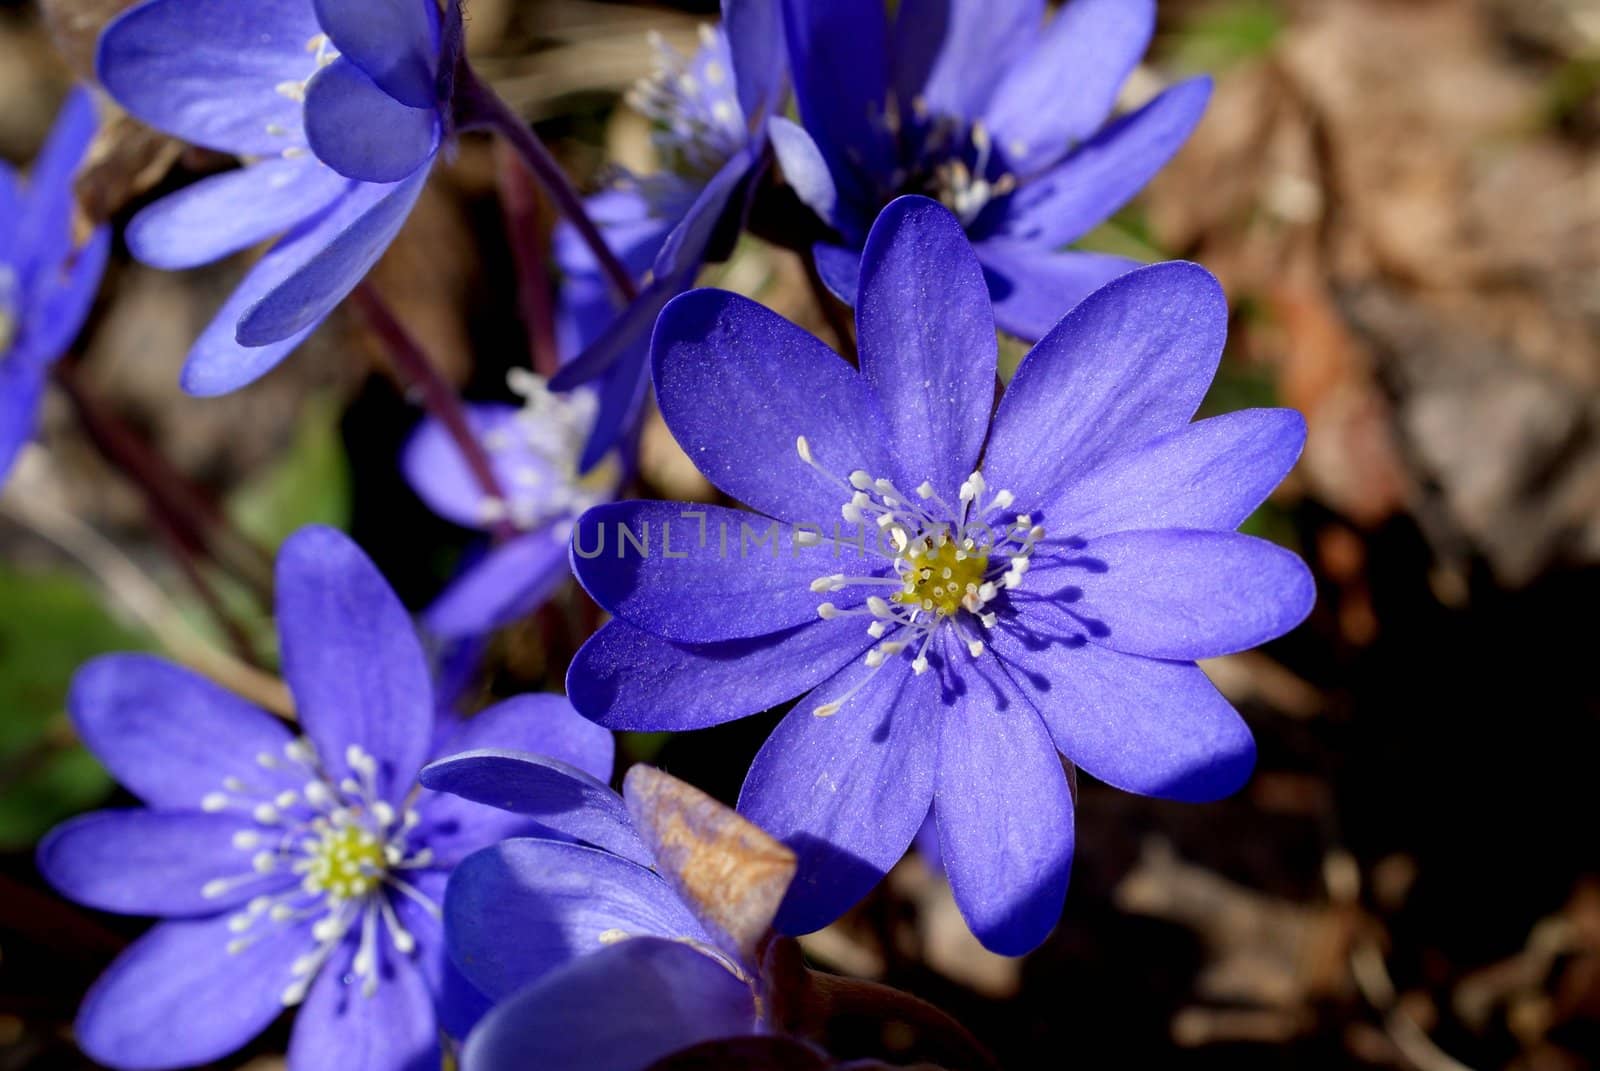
[0,565,150,847]
[1168,0,1285,74]
[227,393,351,548]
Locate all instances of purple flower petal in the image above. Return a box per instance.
[16,226,111,368]
[580,319,654,473]
[811,242,860,304]
[0,163,19,252]
[975,240,1140,342]
[934,648,1073,956]
[68,653,297,810]
[0,360,45,485]
[304,57,440,184]
[388,869,493,1040]
[440,693,615,783]
[38,809,288,917]
[982,0,1156,172]
[444,839,712,999]
[995,77,1212,249]
[461,938,757,1071]
[179,181,401,396]
[770,117,836,224]
[982,261,1227,509]
[1066,529,1316,660]
[15,88,98,274]
[725,0,786,124]
[654,149,751,280]
[75,913,310,1069]
[402,403,541,530]
[312,0,441,110]
[96,0,322,155]
[741,656,939,936]
[780,0,892,209]
[989,626,1255,802]
[567,618,874,732]
[126,157,350,271]
[1053,408,1308,538]
[571,501,873,644]
[423,527,572,639]
[420,750,649,866]
[856,196,996,502]
[652,288,896,525]
[893,0,1044,119]
[287,931,441,1071]
[275,526,433,804]
[235,163,430,347]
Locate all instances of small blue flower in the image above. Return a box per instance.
[565,197,1315,955]
[0,89,109,484]
[419,760,797,1071]
[96,0,452,395]
[548,0,787,470]
[403,371,618,638]
[37,525,614,1071]
[775,0,1210,340]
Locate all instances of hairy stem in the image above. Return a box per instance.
[350,284,514,542]
[454,63,639,306]
[494,143,563,378]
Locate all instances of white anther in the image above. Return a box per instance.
[233,831,261,851]
[202,793,229,812]
[253,804,279,824]
[967,640,985,658]
[252,852,278,874]
[795,435,813,463]
[818,603,839,620]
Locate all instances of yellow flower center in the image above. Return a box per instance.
[893,532,990,618]
[301,822,385,903]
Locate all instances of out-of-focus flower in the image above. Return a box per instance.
[37,526,614,1071]
[0,89,109,483]
[775,0,1209,340]
[403,369,618,638]
[96,0,455,395]
[419,760,800,1070]
[566,197,1314,955]
[549,0,786,471]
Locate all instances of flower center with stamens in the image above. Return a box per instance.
[476,369,611,531]
[301,823,385,903]
[798,437,1044,714]
[265,33,340,156]
[893,532,989,618]
[872,100,1020,228]
[621,25,746,218]
[198,738,437,1004]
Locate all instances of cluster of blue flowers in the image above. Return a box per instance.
[6,1,1318,1069]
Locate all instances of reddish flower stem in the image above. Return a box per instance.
[52,361,275,605]
[455,64,639,307]
[350,284,515,543]
[494,143,563,378]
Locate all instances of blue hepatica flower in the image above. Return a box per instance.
[0,89,110,483]
[418,760,798,1071]
[549,0,786,470]
[37,525,614,1071]
[775,0,1210,341]
[403,370,618,638]
[566,196,1316,955]
[97,0,453,395]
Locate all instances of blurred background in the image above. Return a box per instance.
[1,0,1598,1068]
